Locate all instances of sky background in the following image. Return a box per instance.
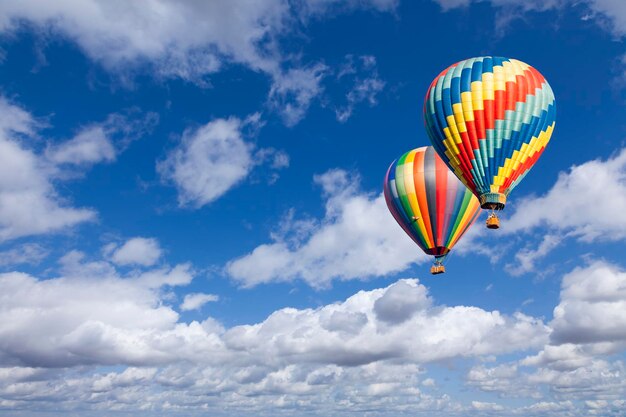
[0,0,625,416]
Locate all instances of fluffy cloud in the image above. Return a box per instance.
[9,258,626,415]
[157,116,259,207]
[334,55,386,123]
[227,169,429,288]
[46,111,158,166]
[0,1,397,73]
[0,243,48,267]
[506,149,626,241]
[0,0,287,76]
[462,262,626,410]
[106,237,163,267]
[0,270,549,414]
[466,357,626,413]
[180,293,219,311]
[46,125,116,166]
[269,63,328,127]
[299,0,398,16]
[433,0,626,39]
[0,98,95,242]
[0,1,395,126]
[0,251,219,368]
[223,279,548,367]
[505,233,562,277]
[550,261,626,346]
[0,264,548,369]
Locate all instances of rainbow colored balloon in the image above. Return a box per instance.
[384,147,481,274]
[423,56,556,228]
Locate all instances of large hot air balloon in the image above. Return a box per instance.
[424,56,556,229]
[384,146,481,274]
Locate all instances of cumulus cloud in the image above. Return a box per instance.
[106,237,163,267]
[17,258,626,414]
[269,63,329,127]
[550,261,626,346]
[506,149,626,241]
[334,55,386,123]
[0,98,96,242]
[299,0,398,16]
[0,243,48,267]
[0,265,548,369]
[0,251,220,368]
[0,1,395,126]
[0,0,287,77]
[223,279,549,367]
[505,233,563,276]
[433,0,626,40]
[157,115,286,207]
[0,271,548,413]
[227,169,429,288]
[462,262,626,409]
[180,293,219,311]
[46,111,158,166]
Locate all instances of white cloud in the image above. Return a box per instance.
[227,169,429,288]
[433,0,626,39]
[107,237,163,267]
[0,97,96,242]
[335,55,386,123]
[223,279,548,366]
[269,63,328,127]
[462,262,626,408]
[550,261,626,345]
[0,259,549,412]
[17,259,626,414]
[46,125,116,165]
[46,111,158,166]
[299,0,398,16]
[157,117,255,207]
[505,149,626,242]
[180,293,219,311]
[0,262,548,369]
[0,0,287,77]
[505,233,562,276]
[0,1,397,74]
[472,400,504,411]
[0,252,221,368]
[0,243,48,267]
[0,1,395,126]
[584,0,626,37]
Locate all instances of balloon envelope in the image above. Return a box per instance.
[383,146,481,265]
[424,56,556,209]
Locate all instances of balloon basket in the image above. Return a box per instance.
[430,264,445,275]
[486,213,500,229]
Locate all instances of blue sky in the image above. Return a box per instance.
[0,0,625,415]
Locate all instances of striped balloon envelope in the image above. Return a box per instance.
[384,146,481,274]
[424,56,556,228]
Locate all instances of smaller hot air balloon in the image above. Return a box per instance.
[384,146,481,274]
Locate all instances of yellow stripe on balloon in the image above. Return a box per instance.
[402,153,433,248]
[452,103,467,133]
[448,198,480,248]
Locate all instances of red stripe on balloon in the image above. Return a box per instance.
[484,100,495,129]
[494,90,505,120]
[435,154,448,246]
[473,109,486,140]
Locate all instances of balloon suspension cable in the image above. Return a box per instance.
[431,255,447,275]
[435,253,449,265]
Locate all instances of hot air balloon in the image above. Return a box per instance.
[424,56,556,229]
[384,146,481,274]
